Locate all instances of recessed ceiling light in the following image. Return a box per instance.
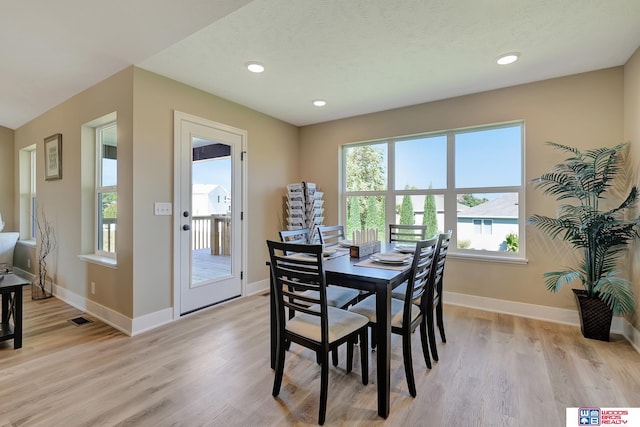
[246,62,265,73]
[497,53,519,65]
[313,99,326,107]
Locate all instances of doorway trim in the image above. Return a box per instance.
[172,110,248,320]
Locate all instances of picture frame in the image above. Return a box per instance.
[44,133,62,181]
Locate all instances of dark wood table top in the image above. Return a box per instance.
[0,273,30,290]
[322,242,411,289]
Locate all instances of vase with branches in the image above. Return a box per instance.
[33,207,56,300]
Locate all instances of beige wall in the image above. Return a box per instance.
[0,125,15,230]
[14,68,135,315]
[624,47,640,329]
[299,67,627,313]
[130,68,299,316]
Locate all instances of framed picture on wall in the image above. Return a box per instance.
[44,133,62,181]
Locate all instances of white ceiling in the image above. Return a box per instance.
[3,0,640,130]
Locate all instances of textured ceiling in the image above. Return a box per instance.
[3,0,640,130]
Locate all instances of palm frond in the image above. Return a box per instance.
[543,269,583,293]
[527,214,578,240]
[545,141,581,157]
[594,272,635,315]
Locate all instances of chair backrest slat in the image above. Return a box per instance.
[317,225,346,248]
[389,224,428,243]
[279,228,310,244]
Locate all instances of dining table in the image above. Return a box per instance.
[268,242,412,419]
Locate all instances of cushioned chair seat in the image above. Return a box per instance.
[287,305,369,343]
[349,295,420,329]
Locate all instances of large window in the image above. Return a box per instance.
[342,122,524,259]
[96,122,117,256]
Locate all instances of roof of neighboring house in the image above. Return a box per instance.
[412,194,468,214]
[192,184,228,196]
[457,193,518,219]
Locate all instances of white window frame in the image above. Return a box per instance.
[341,121,526,263]
[29,149,37,239]
[95,122,117,258]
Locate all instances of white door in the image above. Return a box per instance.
[174,111,245,316]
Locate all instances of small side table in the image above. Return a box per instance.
[0,274,30,349]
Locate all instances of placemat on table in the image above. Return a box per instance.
[354,258,411,271]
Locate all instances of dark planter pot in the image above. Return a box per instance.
[572,289,613,341]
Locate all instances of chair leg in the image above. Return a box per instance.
[402,333,417,397]
[347,340,354,373]
[419,318,433,369]
[370,326,377,349]
[359,328,368,385]
[436,302,446,342]
[427,308,439,362]
[332,348,339,366]
[272,336,286,397]
[319,352,329,425]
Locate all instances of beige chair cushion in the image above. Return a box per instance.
[349,295,420,329]
[286,306,369,344]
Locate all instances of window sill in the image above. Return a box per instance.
[449,251,528,265]
[78,254,118,269]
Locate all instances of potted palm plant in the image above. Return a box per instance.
[528,142,639,341]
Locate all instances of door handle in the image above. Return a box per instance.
[183,224,191,231]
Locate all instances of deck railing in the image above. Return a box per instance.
[191,216,212,250]
[101,218,116,253]
[191,214,231,254]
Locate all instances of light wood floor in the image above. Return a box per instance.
[1,288,639,426]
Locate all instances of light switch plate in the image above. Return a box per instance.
[154,202,172,216]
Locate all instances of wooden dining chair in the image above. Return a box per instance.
[349,236,438,397]
[267,240,369,425]
[388,224,428,243]
[427,230,452,362]
[277,228,361,368]
[391,231,453,363]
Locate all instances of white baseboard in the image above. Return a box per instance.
[54,285,133,336]
[131,307,174,336]
[52,279,269,337]
[245,278,269,296]
[444,291,640,353]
